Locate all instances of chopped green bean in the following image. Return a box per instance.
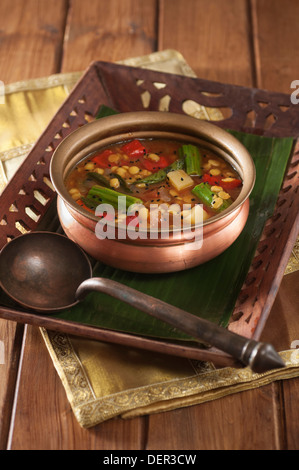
[192,182,213,206]
[192,182,232,212]
[86,172,110,187]
[81,196,98,210]
[87,171,132,192]
[87,185,142,210]
[179,144,202,176]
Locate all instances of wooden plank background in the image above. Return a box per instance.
[0,0,298,450]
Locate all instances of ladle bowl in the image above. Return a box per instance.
[0,231,92,311]
[0,232,285,373]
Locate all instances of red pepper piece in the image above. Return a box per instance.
[91,149,113,168]
[202,173,221,186]
[142,155,169,172]
[121,139,146,158]
[220,178,242,189]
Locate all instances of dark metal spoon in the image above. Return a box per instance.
[0,231,285,373]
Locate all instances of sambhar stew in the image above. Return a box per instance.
[65,139,243,228]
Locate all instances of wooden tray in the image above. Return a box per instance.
[0,61,298,367]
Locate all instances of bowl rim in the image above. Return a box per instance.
[50,111,256,231]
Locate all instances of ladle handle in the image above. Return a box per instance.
[76,278,284,373]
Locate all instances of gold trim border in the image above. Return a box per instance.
[3,49,193,95]
[41,329,299,428]
[3,72,82,95]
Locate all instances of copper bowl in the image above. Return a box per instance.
[50,112,255,273]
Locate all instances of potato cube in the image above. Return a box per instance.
[167,170,194,192]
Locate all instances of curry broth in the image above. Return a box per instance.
[65,139,242,226]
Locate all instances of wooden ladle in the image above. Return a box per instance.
[0,231,285,373]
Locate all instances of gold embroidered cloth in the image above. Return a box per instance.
[1,50,299,428]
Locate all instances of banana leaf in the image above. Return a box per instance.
[51,131,293,341]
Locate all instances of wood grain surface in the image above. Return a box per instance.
[0,0,298,450]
